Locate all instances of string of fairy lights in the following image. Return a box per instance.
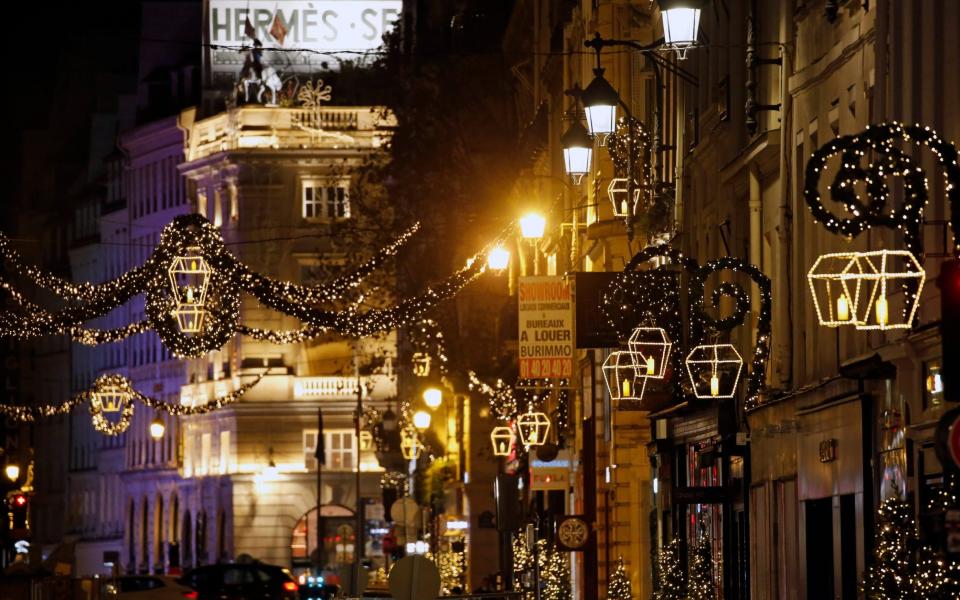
[0,214,512,358]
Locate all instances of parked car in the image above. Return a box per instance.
[104,575,197,599]
[178,563,300,600]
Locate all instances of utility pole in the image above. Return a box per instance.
[315,407,324,577]
[354,357,365,596]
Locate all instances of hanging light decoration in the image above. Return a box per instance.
[400,427,423,460]
[412,352,431,377]
[685,344,744,399]
[851,250,926,331]
[561,120,594,184]
[490,426,515,457]
[91,378,132,414]
[602,350,644,401]
[359,430,374,451]
[607,178,642,218]
[807,252,874,327]
[626,326,672,379]
[167,249,212,333]
[516,406,551,448]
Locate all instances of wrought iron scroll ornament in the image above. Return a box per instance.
[601,244,772,410]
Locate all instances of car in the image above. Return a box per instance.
[178,562,300,600]
[103,575,197,599]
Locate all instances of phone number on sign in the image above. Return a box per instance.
[520,358,573,379]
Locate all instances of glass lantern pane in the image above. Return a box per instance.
[564,147,593,177]
[663,8,700,45]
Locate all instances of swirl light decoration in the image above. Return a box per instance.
[601,244,772,410]
[0,214,513,358]
[803,122,960,329]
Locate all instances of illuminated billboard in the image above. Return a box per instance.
[206,0,402,84]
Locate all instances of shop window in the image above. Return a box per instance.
[923,360,944,410]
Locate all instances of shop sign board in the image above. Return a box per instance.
[518,276,574,379]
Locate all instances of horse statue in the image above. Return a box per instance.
[237,41,284,106]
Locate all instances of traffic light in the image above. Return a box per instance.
[940,258,960,403]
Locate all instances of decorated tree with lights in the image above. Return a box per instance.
[687,539,715,600]
[607,556,632,600]
[652,539,686,600]
[861,499,917,599]
[511,531,571,600]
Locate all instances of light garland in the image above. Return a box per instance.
[687,539,715,600]
[0,215,514,358]
[601,244,772,410]
[684,344,744,399]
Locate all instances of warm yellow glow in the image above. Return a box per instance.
[149,417,166,440]
[487,246,510,271]
[836,294,850,321]
[621,378,631,397]
[5,464,19,482]
[875,295,889,326]
[423,388,442,409]
[519,213,546,239]
[413,410,431,430]
[490,426,514,457]
[710,374,720,397]
[646,356,656,375]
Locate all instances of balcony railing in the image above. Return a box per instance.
[294,373,394,401]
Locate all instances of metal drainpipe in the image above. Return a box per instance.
[777,0,794,390]
[749,164,763,345]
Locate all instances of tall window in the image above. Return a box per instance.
[303,430,356,470]
[302,180,350,220]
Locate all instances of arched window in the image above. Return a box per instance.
[290,505,354,570]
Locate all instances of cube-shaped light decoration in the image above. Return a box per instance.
[400,428,423,460]
[602,350,644,401]
[490,426,515,456]
[627,326,672,379]
[851,250,925,331]
[607,178,643,218]
[807,252,876,327]
[685,344,743,399]
[92,382,131,414]
[516,409,551,448]
[412,352,431,377]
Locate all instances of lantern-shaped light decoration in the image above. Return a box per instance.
[561,120,594,184]
[660,0,702,57]
[412,352,431,377]
[516,408,551,448]
[607,178,643,218]
[602,350,644,401]
[92,381,132,414]
[852,250,925,331]
[685,344,743,399]
[168,249,212,333]
[400,428,423,460]
[807,252,875,327]
[581,70,620,139]
[490,426,515,457]
[359,430,374,451]
[627,326,672,380]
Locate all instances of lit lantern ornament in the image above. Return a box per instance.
[92,379,131,414]
[607,178,642,218]
[400,428,423,460]
[516,407,551,448]
[490,426,515,457]
[807,252,874,327]
[853,250,925,331]
[412,352,431,377]
[168,249,212,333]
[602,350,643,401]
[359,430,374,451]
[685,344,743,399]
[627,326,672,380]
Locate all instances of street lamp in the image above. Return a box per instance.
[660,0,702,51]
[487,246,510,271]
[561,120,593,184]
[423,387,443,410]
[519,213,546,240]
[581,69,620,138]
[149,414,166,440]
[5,463,20,482]
[413,410,431,431]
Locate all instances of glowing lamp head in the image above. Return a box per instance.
[413,410,431,431]
[487,246,510,271]
[660,0,702,48]
[5,464,20,482]
[423,388,442,409]
[149,415,166,440]
[519,213,547,239]
[581,71,619,138]
[561,120,594,183]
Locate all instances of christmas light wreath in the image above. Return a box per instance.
[0,214,512,358]
[601,244,772,410]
